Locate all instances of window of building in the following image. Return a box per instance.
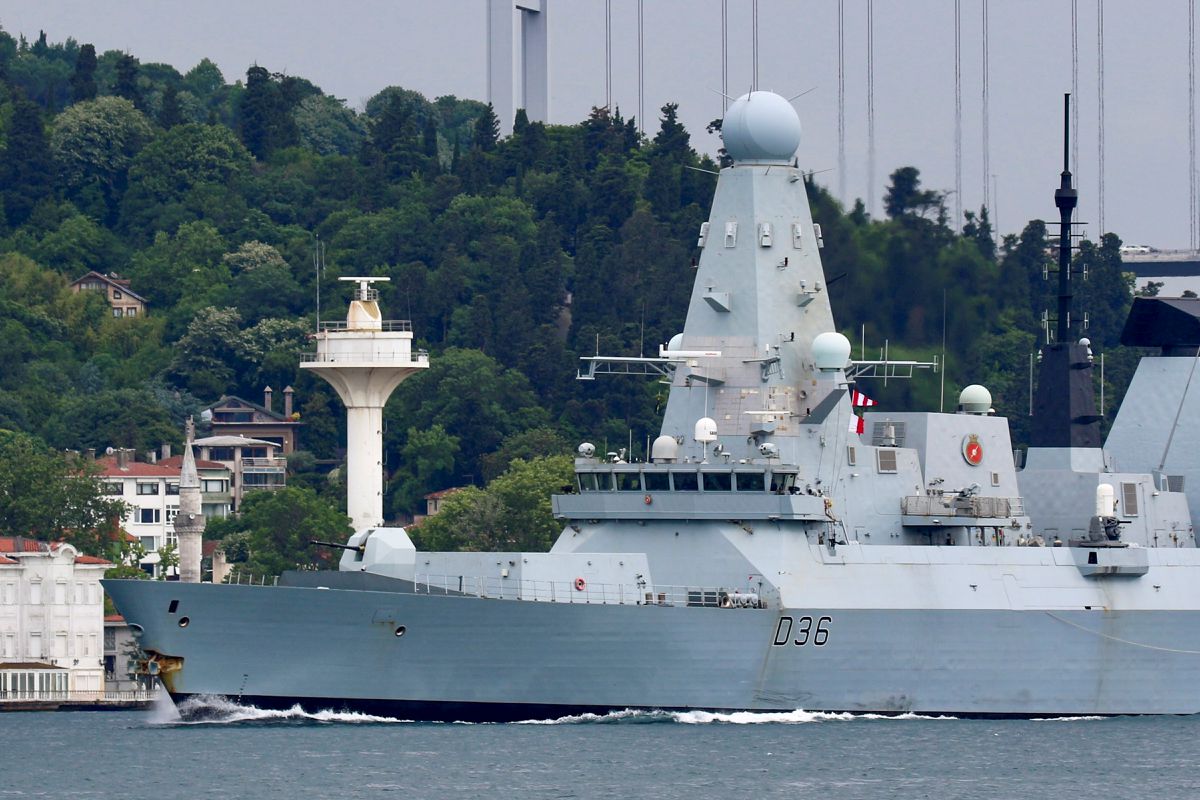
[126,307,137,317]
[137,482,159,495]
[101,482,124,495]
[29,633,41,659]
[138,508,161,524]
[246,447,269,459]
[166,507,180,523]
[166,483,180,495]
[140,535,156,551]
[202,479,228,493]
[209,448,235,461]
[29,582,41,605]
[112,290,123,299]
[112,308,123,317]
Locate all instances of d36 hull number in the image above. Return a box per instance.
[772,615,832,647]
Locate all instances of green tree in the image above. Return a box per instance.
[114,53,141,107]
[206,486,351,576]
[70,43,98,102]
[158,84,183,128]
[0,430,125,554]
[1,99,54,226]
[51,96,154,219]
[412,455,572,552]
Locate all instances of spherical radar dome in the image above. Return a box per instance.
[721,91,802,163]
[958,384,993,414]
[812,331,852,371]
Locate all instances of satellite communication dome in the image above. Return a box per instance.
[694,417,718,443]
[651,434,680,462]
[812,331,852,371]
[667,333,684,352]
[721,91,802,163]
[958,384,993,414]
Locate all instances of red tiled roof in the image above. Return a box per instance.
[104,614,125,623]
[0,556,17,565]
[74,555,111,565]
[93,456,177,477]
[0,537,46,553]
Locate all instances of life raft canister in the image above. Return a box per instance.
[574,577,587,591]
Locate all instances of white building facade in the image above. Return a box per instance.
[95,450,231,577]
[0,538,107,701]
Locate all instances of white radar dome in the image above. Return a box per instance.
[721,91,802,163]
[812,331,852,372]
[694,417,718,443]
[958,384,993,414]
[651,434,680,462]
[667,333,684,352]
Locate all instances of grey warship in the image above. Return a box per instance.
[105,90,1200,720]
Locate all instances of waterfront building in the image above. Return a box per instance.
[0,538,107,703]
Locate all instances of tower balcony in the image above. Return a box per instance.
[299,320,430,368]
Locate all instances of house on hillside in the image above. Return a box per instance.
[0,538,107,705]
[69,271,147,318]
[192,435,286,511]
[204,388,301,455]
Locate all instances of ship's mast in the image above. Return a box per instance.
[1054,93,1078,343]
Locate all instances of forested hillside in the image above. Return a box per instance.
[0,28,1141,558]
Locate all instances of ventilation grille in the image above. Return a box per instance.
[870,421,907,447]
[876,449,898,474]
[1121,482,1139,516]
[1168,475,1186,493]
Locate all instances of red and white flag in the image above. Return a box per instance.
[851,389,877,407]
[848,414,865,435]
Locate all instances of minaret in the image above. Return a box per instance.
[300,277,429,534]
[175,417,205,583]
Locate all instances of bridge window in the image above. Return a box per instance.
[702,472,732,492]
[577,473,601,492]
[672,472,699,492]
[734,472,765,492]
[643,472,670,492]
[614,472,642,492]
[770,472,797,493]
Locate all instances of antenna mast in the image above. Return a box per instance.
[1055,93,1078,344]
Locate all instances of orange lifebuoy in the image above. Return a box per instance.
[574,577,587,591]
[644,494,653,505]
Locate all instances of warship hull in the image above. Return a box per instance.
[105,543,1200,720]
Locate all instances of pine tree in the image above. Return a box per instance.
[473,104,499,151]
[70,43,98,102]
[158,84,183,128]
[0,99,54,226]
[115,53,141,108]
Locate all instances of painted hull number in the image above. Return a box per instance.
[772,615,831,647]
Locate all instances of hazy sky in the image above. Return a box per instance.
[2,1,1194,248]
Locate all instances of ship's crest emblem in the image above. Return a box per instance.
[962,433,984,466]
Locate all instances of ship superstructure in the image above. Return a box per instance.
[105,90,1200,721]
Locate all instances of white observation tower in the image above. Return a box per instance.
[300,277,429,533]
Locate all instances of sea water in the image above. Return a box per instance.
[4,697,1196,799]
